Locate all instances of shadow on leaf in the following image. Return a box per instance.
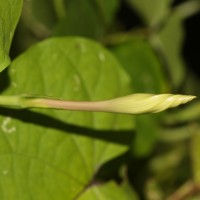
[0,107,134,145]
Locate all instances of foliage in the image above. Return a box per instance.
[0,0,200,199]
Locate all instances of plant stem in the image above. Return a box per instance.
[27,98,109,112]
[0,96,25,108]
[0,95,109,112]
[53,0,67,20]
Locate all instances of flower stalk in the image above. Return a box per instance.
[0,94,196,114]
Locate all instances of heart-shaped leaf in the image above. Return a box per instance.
[0,37,134,199]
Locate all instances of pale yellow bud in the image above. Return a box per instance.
[100,94,196,114]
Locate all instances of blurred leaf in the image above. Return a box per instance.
[126,0,173,26]
[149,1,199,88]
[163,101,200,126]
[53,0,104,38]
[110,37,167,156]
[29,0,119,39]
[94,0,120,25]
[160,126,191,143]
[149,146,185,176]
[110,37,167,93]
[0,37,134,199]
[121,180,139,200]
[158,0,200,89]
[78,181,137,200]
[154,10,186,88]
[149,144,190,197]
[133,115,159,156]
[53,0,120,38]
[19,0,57,40]
[145,179,164,200]
[190,125,200,184]
[31,0,57,29]
[11,1,51,55]
[173,0,200,19]
[0,0,23,72]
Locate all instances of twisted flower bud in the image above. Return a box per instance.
[101,94,196,114]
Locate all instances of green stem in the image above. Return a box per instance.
[53,0,67,20]
[28,98,109,112]
[0,96,25,108]
[0,95,109,112]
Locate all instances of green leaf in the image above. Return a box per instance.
[110,37,166,156]
[54,0,120,38]
[191,126,200,184]
[0,0,23,72]
[156,10,185,88]
[78,181,137,200]
[30,0,119,39]
[110,37,167,93]
[53,0,104,38]
[31,0,57,29]
[0,37,134,199]
[132,115,159,156]
[93,0,120,26]
[127,0,172,26]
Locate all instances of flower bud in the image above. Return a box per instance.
[101,94,196,114]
